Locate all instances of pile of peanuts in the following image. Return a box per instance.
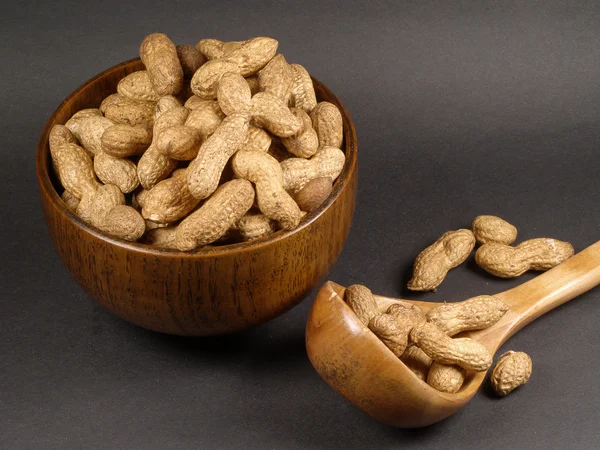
[49,33,346,251]
[344,215,570,395]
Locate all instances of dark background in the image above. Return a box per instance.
[2,0,600,448]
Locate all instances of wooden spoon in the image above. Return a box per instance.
[306,241,600,428]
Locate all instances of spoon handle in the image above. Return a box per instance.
[495,240,600,342]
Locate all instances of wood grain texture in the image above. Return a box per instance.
[306,241,600,428]
[37,58,357,336]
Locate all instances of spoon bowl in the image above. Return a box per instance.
[306,240,600,428]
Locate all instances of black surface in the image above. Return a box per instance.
[2,1,600,448]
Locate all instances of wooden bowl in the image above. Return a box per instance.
[36,58,357,336]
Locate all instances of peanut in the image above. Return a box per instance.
[401,345,433,381]
[344,284,378,326]
[410,322,493,372]
[184,100,224,138]
[49,125,78,181]
[472,215,518,245]
[491,351,533,396]
[289,63,317,113]
[427,363,466,393]
[187,113,250,200]
[93,152,139,194]
[267,139,295,162]
[117,71,161,102]
[141,169,199,223]
[99,205,146,242]
[281,107,319,158]
[257,54,293,103]
[176,44,206,78]
[190,59,240,99]
[145,226,178,249]
[294,177,333,213]
[475,238,574,278]
[231,211,277,241]
[155,125,202,160]
[137,145,178,190]
[184,95,210,110]
[155,95,182,118]
[50,142,100,199]
[175,179,255,250]
[231,150,302,230]
[88,184,126,227]
[195,38,242,60]
[426,295,509,337]
[245,75,260,96]
[101,124,152,157]
[61,190,80,213]
[226,37,278,76]
[251,91,303,137]
[140,33,184,96]
[66,113,113,156]
[243,126,271,153]
[101,94,155,129]
[281,146,346,193]
[369,313,411,358]
[217,72,252,116]
[310,101,343,148]
[408,229,476,291]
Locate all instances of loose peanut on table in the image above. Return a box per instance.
[51,33,345,248]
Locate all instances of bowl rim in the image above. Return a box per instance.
[36,57,358,258]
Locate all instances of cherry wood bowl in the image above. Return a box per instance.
[36,58,357,336]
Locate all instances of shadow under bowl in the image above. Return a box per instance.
[36,58,358,336]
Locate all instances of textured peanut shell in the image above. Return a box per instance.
[251,91,303,137]
[410,322,493,372]
[117,70,161,102]
[231,150,302,230]
[245,75,260,96]
[101,94,155,129]
[386,303,426,329]
[217,71,252,115]
[426,295,509,336]
[232,211,276,241]
[49,125,78,181]
[294,177,333,213]
[491,351,532,396]
[155,95,182,118]
[141,170,199,223]
[224,37,278,76]
[281,146,346,193]
[176,44,206,78]
[155,125,202,161]
[282,107,319,158]
[475,238,574,278]
[61,190,80,213]
[289,64,317,113]
[401,345,433,381]
[140,33,184,96]
[187,114,250,200]
[175,179,255,251]
[75,193,96,223]
[472,215,518,245]
[67,114,114,156]
[268,139,294,162]
[427,363,466,393]
[243,126,271,153]
[51,143,100,199]
[310,101,343,149]
[88,184,126,228]
[190,59,240,99]
[154,105,190,132]
[258,54,293,103]
[137,144,178,190]
[94,152,140,194]
[99,205,146,242]
[145,226,178,249]
[184,100,224,138]
[408,229,476,291]
[195,39,242,60]
[344,284,378,326]
[131,188,149,210]
[184,95,211,110]
[101,124,152,157]
[64,109,102,141]
[369,313,411,358]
